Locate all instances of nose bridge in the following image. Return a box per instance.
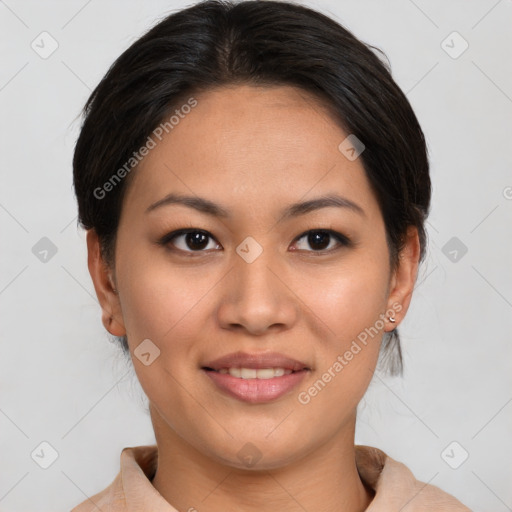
[216,237,297,334]
[233,237,279,303]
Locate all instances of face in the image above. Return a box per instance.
[88,84,419,469]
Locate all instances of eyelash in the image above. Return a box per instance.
[158,227,352,256]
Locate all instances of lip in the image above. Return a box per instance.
[201,350,310,404]
[202,351,309,372]
[203,368,309,404]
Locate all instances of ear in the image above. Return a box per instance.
[384,225,421,331]
[86,229,126,337]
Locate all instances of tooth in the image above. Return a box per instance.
[255,368,276,379]
[221,367,294,378]
[228,367,242,378]
[240,368,257,379]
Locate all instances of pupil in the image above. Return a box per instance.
[309,231,329,250]
[187,232,208,250]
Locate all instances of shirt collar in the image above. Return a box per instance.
[100,444,470,512]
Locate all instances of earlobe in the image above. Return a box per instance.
[384,226,421,330]
[100,309,126,337]
[86,229,126,337]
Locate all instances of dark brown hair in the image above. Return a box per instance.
[73,0,431,376]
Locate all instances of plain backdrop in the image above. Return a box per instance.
[0,0,511,511]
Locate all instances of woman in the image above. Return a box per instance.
[71,0,471,509]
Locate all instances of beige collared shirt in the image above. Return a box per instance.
[71,444,472,511]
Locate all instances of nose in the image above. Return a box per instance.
[216,247,299,336]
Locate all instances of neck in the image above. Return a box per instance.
[150,406,375,512]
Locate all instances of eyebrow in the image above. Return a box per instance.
[145,192,365,219]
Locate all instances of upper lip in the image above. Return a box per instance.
[202,351,309,372]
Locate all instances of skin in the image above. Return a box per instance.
[87,84,420,512]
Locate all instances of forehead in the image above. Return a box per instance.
[122,84,380,224]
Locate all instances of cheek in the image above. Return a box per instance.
[116,252,213,420]
[116,244,213,345]
[299,255,390,341]
[295,255,389,403]
[292,279,386,428]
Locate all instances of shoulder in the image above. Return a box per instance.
[355,444,472,511]
[70,445,158,512]
[70,469,126,512]
[70,472,124,511]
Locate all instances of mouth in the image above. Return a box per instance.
[201,351,310,403]
[202,367,306,379]
[202,350,310,374]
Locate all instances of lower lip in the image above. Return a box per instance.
[203,369,309,404]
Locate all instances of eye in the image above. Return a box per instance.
[292,229,351,253]
[159,228,352,255]
[160,229,221,254]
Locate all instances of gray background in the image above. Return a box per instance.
[0,0,511,510]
